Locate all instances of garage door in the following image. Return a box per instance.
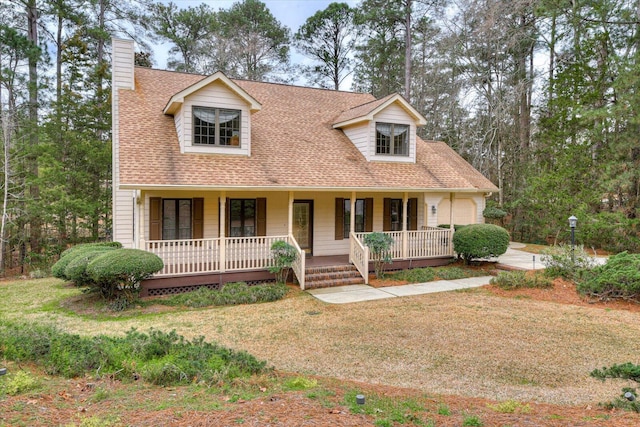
[437,198,476,225]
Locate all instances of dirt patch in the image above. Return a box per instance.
[486,277,640,313]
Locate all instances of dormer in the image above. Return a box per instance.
[164,72,262,156]
[333,94,426,163]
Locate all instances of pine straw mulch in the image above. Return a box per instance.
[2,367,640,427]
[4,273,640,426]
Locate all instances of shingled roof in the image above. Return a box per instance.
[117,67,498,192]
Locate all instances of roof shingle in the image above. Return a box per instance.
[117,67,498,192]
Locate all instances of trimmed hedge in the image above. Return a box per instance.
[52,244,117,281]
[63,247,118,286]
[87,248,164,300]
[59,241,122,259]
[453,223,510,263]
[52,243,163,303]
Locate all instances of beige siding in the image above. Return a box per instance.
[140,191,425,256]
[112,39,136,247]
[437,198,477,225]
[179,81,251,156]
[174,113,183,152]
[342,123,371,160]
[371,104,416,163]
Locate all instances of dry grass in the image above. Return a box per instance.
[3,278,640,407]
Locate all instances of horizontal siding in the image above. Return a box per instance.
[112,39,135,246]
[114,190,135,247]
[372,104,416,163]
[343,124,370,160]
[181,81,251,156]
[112,39,134,90]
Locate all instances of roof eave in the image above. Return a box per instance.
[162,71,262,116]
[120,183,498,193]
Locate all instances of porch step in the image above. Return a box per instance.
[304,264,365,290]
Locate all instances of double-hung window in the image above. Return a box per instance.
[162,199,192,240]
[343,199,366,238]
[376,122,409,156]
[229,199,256,237]
[335,198,373,240]
[193,107,241,146]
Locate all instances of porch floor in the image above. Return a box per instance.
[305,255,350,267]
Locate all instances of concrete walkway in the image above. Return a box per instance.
[307,243,547,304]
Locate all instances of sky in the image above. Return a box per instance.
[152,0,360,73]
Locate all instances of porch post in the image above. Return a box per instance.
[350,192,356,235]
[138,191,145,250]
[220,192,226,272]
[449,192,455,256]
[288,191,294,236]
[402,192,408,259]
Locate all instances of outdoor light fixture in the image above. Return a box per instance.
[431,205,437,215]
[568,215,577,262]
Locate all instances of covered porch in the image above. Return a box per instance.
[144,227,453,290]
[135,189,472,292]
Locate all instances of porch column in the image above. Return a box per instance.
[220,192,226,272]
[350,192,356,235]
[138,191,145,250]
[402,192,408,259]
[449,192,455,256]
[288,191,294,236]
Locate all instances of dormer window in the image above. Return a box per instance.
[193,107,241,146]
[376,122,409,156]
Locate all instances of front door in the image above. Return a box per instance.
[293,200,313,255]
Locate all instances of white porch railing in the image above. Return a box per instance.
[288,234,306,289]
[354,227,451,261]
[225,235,288,271]
[145,228,452,282]
[145,235,307,285]
[349,232,369,284]
[146,238,220,276]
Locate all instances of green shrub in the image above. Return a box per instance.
[490,271,553,290]
[52,243,121,281]
[452,224,509,263]
[1,370,38,396]
[591,363,640,412]
[87,249,163,301]
[0,320,56,361]
[0,321,268,386]
[363,232,394,278]
[390,267,436,283]
[540,244,598,279]
[483,206,507,220]
[59,242,122,259]
[577,252,640,302]
[268,240,297,284]
[158,282,288,308]
[63,247,116,287]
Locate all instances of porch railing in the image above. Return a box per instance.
[145,235,307,285]
[354,227,451,261]
[288,234,306,289]
[145,228,452,281]
[349,232,369,284]
[146,238,220,276]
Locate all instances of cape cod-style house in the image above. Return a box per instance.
[111,38,498,296]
